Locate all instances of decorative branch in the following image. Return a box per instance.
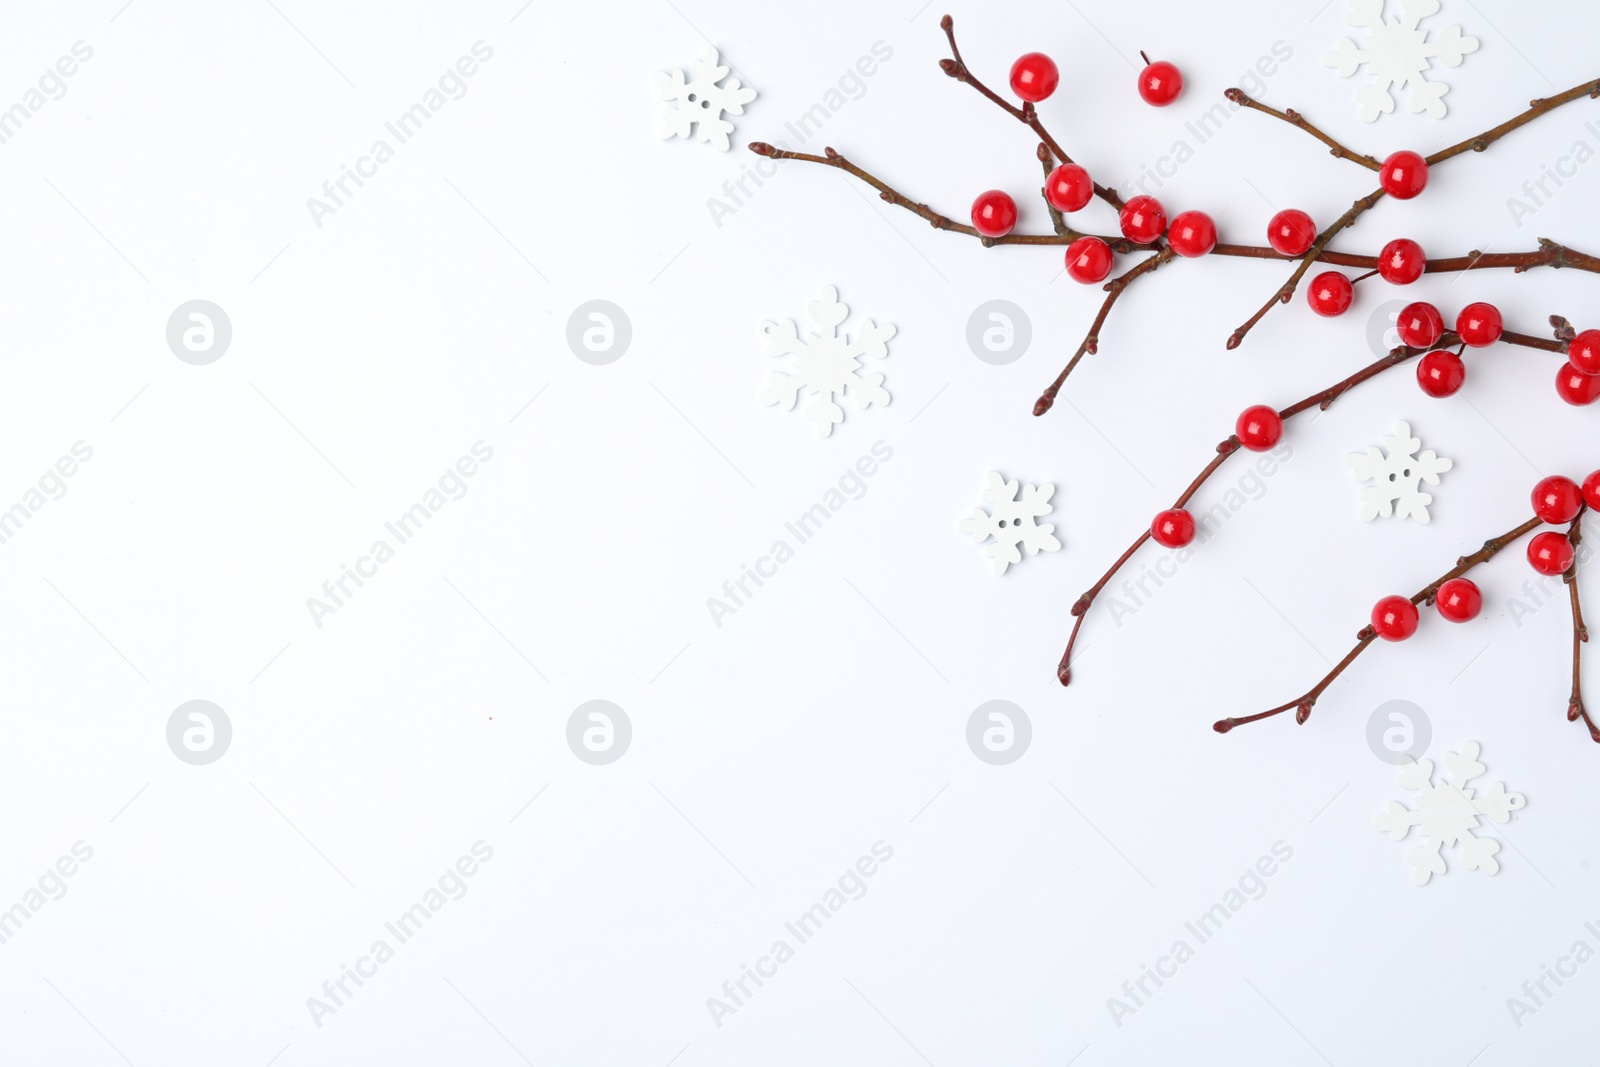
[1215,516,1547,733]
[1222,89,1382,170]
[1567,510,1597,741]
[1037,143,1068,238]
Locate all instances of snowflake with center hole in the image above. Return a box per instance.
[653,47,756,152]
[1346,420,1453,524]
[1324,0,1479,122]
[1375,741,1525,886]
[757,285,895,438]
[959,472,1062,576]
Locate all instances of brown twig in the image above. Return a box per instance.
[1055,325,1569,685]
[1566,510,1598,741]
[1215,516,1548,732]
[1223,90,1382,170]
[1037,142,1068,237]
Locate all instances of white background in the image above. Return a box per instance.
[2,0,1598,1063]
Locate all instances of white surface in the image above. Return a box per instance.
[1,0,1597,1063]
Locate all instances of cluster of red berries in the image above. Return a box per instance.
[1150,405,1284,549]
[1365,472,1599,641]
[971,51,1186,253]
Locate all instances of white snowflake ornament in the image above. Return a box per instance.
[1324,0,1479,122]
[1346,420,1453,523]
[959,472,1062,576]
[1375,741,1525,886]
[653,47,756,151]
[758,286,895,438]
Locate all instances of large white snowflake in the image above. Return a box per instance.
[1346,420,1453,523]
[653,47,756,152]
[958,472,1062,576]
[757,286,895,438]
[1324,0,1479,122]
[1375,741,1525,886]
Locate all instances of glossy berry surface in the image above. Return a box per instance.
[1528,531,1576,577]
[1306,271,1354,317]
[1009,53,1059,103]
[1137,59,1183,106]
[1584,469,1600,511]
[1235,405,1283,452]
[1266,209,1316,256]
[1065,236,1114,284]
[1435,578,1483,623]
[1378,238,1425,285]
[1151,508,1197,548]
[970,190,1018,238]
[1167,211,1217,258]
[1532,476,1584,525]
[1571,328,1600,376]
[1456,302,1502,347]
[1556,362,1600,405]
[1119,195,1167,244]
[1045,164,1093,213]
[1396,301,1444,349]
[1417,350,1466,398]
[1379,150,1429,199]
[1371,595,1420,641]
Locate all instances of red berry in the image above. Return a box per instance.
[1532,475,1584,525]
[1377,238,1425,285]
[1396,301,1444,349]
[1306,271,1354,317]
[1045,164,1094,213]
[1379,150,1429,200]
[1570,329,1600,376]
[1010,53,1060,103]
[1455,302,1502,347]
[1417,350,1466,398]
[1168,210,1217,258]
[1435,579,1483,623]
[1065,236,1114,284]
[1371,595,1420,641]
[1137,58,1183,106]
[1267,209,1317,256]
[1119,195,1167,244]
[1235,405,1283,452]
[1557,362,1600,406]
[1151,508,1197,548]
[1584,470,1600,511]
[971,190,1018,238]
[1528,531,1576,576]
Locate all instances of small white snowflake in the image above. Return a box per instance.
[1346,420,1453,523]
[757,286,895,438]
[1324,0,1479,122]
[958,472,1062,576]
[1375,741,1525,886]
[653,47,756,151]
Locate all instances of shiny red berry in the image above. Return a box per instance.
[1417,350,1466,398]
[1435,579,1483,623]
[1045,164,1094,213]
[1010,53,1060,103]
[1267,209,1316,256]
[1455,303,1502,347]
[1584,470,1600,511]
[1137,58,1182,106]
[1065,236,1114,284]
[1570,329,1600,376]
[1378,238,1425,285]
[1557,362,1600,405]
[1167,210,1217,258]
[1119,195,1167,244]
[1151,508,1197,548]
[1236,405,1283,452]
[971,190,1018,238]
[1533,476,1584,524]
[1379,150,1429,200]
[1396,302,1444,349]
[1371,595,1420,641]
[1528,531,1575,576]
[1306,271,1353,317]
